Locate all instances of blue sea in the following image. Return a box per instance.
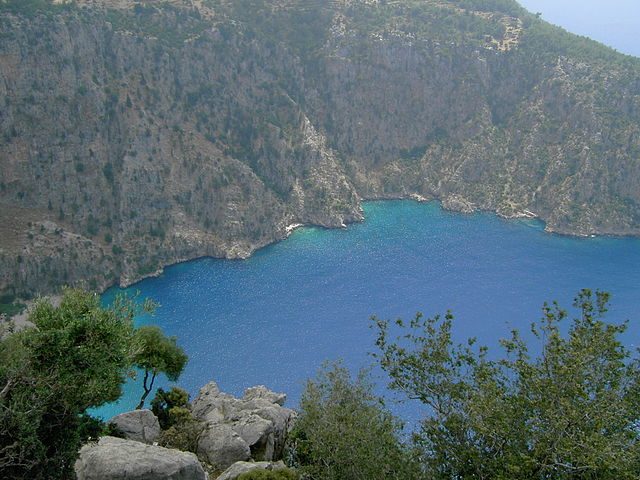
[95,201,640,420]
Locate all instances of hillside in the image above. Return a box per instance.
[1,0,639,297]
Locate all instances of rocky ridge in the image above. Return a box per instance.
[0,0,639,298]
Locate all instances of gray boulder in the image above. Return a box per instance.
[192,382,295,463]
[216,461,288,480]
[197,423,251,469]
[108,409,161,445]
[231,412,275,461]
[245,403,296,459]
[191,381,237,423]
[75,436,206,480]
[243,386,287,406]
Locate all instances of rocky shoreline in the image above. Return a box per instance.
[2,193,629,329]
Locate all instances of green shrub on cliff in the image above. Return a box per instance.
[151,386,191,429]
[152,386,204,454]
[0,0,71,16]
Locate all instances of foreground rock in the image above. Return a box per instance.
[108,409,161,445]
[216,460,288,480]
[197,423,251,468]
[75,436,206,480]
[192,382,296,470]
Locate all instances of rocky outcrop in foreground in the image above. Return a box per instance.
[75,436,206,480]
[76,382,296,479]
[108,409,161,445]
[192,382,296,470]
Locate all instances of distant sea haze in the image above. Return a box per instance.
[95,201,640,421]
[518,0,640,57]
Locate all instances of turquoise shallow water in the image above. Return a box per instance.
[95,201,640,420]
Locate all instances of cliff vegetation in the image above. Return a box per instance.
[0,0,639,297]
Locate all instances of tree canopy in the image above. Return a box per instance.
[0,289,140,479]
[288,363,421,480]
[372,289,640,479]
[132,325,188,409]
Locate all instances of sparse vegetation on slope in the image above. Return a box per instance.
[0,0,639,298]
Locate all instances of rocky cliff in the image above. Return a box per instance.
[1,0,639,297]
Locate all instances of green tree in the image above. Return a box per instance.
[372,289,640,479]
[0,288,144,479]
[151,387,204,454]
[132,325,187,409]
[287,363,421,480]
[151,386,190,429]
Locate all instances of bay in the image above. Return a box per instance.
[95,201,640,420]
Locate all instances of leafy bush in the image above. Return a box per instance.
[151,386,190,429]
[287,363,420,480]
[151,384,203,453]
[157,409,204,454]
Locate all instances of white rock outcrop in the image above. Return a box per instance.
[192,382,296,470]
[108,409,161,445]
[75,436,206,480]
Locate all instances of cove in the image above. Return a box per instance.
[95,201,640,420]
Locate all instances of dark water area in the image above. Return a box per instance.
[95,201,640,422]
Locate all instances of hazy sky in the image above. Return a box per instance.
[518,0,640,57]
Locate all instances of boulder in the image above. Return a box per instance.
[242,403,296,460]
[75,436,206,480]
[231,412,275,461]
[216,461,288,480]
[108,409,161,445]
[243,386,287,406]
[192,382,296,463]
[197,423,251,469]
[191,381,236,422]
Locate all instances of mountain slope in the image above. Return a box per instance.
[1,0,639,297]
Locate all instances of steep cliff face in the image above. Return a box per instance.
[0,0,639,297]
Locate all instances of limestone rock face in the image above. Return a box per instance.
[108,409,161,445]
[75,436,206,480]
[3,1,640,299]
[230,413,275,461]
[244,385,287,406]
[197,423,251,469]
[192,382,295,468]
[216,461,288,480]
